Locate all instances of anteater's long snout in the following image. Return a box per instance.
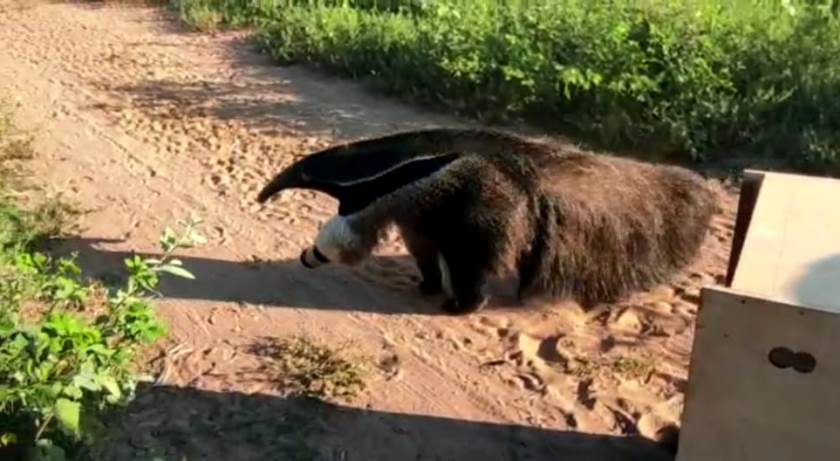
[299,246,331,269]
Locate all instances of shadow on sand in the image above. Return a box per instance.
[90,384,677,461]
[44,237,533,316]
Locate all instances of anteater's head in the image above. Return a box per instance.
[299,215,369,269]
[256,130,466,270]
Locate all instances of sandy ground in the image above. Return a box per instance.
[0,2,738,460]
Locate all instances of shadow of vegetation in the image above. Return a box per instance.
[792,253,840,312]
[103,78,334,133]
[66,0,192,33]
[215,37,482,137]
[70,2,532,141]
[91,384,676,461]
[97,69,466,141]
[42,236,474,315]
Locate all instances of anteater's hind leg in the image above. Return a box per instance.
[399,225,442,295]
[437,245,491,315]
[515,234,549,301]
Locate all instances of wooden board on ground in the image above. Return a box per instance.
[676,287,840,461]
[677,170,840,461]
[725,170,840,313]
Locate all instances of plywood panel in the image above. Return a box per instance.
[677,287,840,461]
[729,170,840,314]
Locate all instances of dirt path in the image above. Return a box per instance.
[0,2,737,460]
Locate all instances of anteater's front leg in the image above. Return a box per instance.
[438,249,490,315]
[399,225,443,295]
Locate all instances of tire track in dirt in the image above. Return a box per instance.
[0,2,736,460]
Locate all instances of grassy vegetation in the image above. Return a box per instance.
[173,0,840,171]
[0,100,204,460]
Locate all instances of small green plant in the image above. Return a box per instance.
[0,215,206,460]
[248,335,368,401]
[171,0,245,32]
[181,4,224,32]
[0,102,34,193]
[610,356,656,381]
[565,353,655,381]
[0,93,207,461]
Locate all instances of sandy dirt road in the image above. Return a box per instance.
[0,2,737,460]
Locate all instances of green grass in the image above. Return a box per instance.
[172,0,840,172]
[0,99,205,461]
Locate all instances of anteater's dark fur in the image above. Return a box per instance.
[257,128,717,314]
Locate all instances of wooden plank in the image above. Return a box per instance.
[677,286,840,461]
[725,170,764,287]
[729,170,840,314]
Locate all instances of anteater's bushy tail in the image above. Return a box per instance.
[527,159,717,305]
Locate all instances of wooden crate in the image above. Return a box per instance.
[676,170,840,461]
